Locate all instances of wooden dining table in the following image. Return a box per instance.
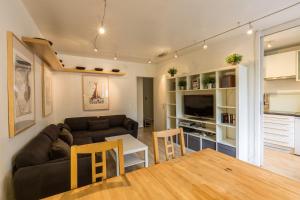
[44,149,300,200]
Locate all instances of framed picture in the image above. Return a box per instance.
[7,32,35,137]
[82,75,109,110]
[42,63,53,117]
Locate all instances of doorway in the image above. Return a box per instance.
[137,77,154,128]
[261,25,300,182]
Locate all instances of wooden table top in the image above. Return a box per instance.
[44,149,300,200]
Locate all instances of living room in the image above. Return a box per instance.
[1,0,300,200]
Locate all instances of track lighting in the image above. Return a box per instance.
[174,53,178,59]
[247,23,253,35]
[147,60,152,64]
[203,41,208,50]
[267,42,272,48]
[98,26,106,35]
[94,48,98,52]
[114,56,118,60]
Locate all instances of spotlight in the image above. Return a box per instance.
[94,48,98,52]
[203,41,208,50]
[267,42,272,48]
[98,26,106,35]
[174,53,178,59]
[247,23,253,35]
[147,60,152,64]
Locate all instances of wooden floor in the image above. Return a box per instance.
[107,127,300,183]
[263,147,300,182]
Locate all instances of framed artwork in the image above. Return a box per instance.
[82,75,109,110]
[7,32,35,137]
[42,63,53,117]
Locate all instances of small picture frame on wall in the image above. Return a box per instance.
[42,63,53,117]
[7,32,35,137]
[82,75,109,110]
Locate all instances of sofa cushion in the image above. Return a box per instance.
[57,123,72,132]
[73,137,93,145]
[123,118,134,130]
[88,119,110,131]
[89,127,131,142]
[50,138,70,159]
[65,116,98,131]
[59,128,73,146]
[99,115,126,127]
[41,124,60,141]
[15,134,52,169]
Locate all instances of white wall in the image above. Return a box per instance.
[0,0,56,199]
[53,54,156,123]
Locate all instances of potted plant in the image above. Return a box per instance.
[178,80,187,90]
[202,76,215,89]
[168,67,177,77]
[225,53,243,65]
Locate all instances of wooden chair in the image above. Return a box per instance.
[70,139,124,190]
[153,128,186,164]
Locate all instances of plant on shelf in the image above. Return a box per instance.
[178,80,187,90]
[168,67,177,77]
[202,76,215,89]
[225,53,243,65]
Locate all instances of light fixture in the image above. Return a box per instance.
[267,42,272,48]
[114,55,118,60]
[98,26,106,35]
[203,41,208,50]
[174,53,178,59]
[93,48,98,52]
[147,60,152,64]
[247,23,253,35]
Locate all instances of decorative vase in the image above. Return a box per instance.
[207,83,212,89]
[180,86,185,90]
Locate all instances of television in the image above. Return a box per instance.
[184,95,214,118]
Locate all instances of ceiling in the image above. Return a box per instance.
[264,26,300,50]
[21,0,300,63]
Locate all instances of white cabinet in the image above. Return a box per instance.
[264,51,297,79]
[263,114,294,149]
[294,118,300,155]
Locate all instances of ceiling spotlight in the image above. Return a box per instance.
[114,56,118,60]
[147,60,152,64]
[247,23,253,35]
[93,48,98,52]
[267,42,272,48]
[203,41,208,50]
[174,53,178,59]
[98,26,106,35]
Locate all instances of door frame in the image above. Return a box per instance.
[256,18,300,166]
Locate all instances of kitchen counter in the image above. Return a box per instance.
[264,110,300,117]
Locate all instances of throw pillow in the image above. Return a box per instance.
[59,128,73,146]
[57,123,72,132]
[88,119,110,131]
[50,138,70,159]
[123,118,133,130]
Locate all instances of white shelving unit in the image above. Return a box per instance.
[165,65,248,160]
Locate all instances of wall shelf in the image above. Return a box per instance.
[22,37,63,70]
[60,68,126,76]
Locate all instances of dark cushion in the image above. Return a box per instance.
[57,123,72,132]
[88,119,110,131]
[99,115,126,127]
[89,127,131,142]
[59,128,73,146]
[64,117,98,131]
[14,134,52,170]
[123,118,134,130]
[50,138,70,159]
[73,137,93,145]
[41,124,60,141]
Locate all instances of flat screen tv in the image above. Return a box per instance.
[184,95,214,118]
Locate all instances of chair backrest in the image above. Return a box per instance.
[70,139,124,189]
[152,128,186,164]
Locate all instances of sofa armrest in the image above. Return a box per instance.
[123,118,138,138]
[13,156,92,200]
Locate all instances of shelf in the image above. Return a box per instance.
[217,87,236,90]
[178,117,216,125]
[177,88,216,92]
[217,106,236,109]
[124,154,145,168]
[167,90,176,93]
[22,37,63,70]
[60,68,126,76]
[179,124,216,134]
[217,123,236,128]
[168,116,177,119]
[218,138,236,147]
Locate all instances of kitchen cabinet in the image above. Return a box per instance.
[264,114,294,149]
[264,51,297,79]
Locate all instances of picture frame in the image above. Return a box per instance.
[42,63,53,117]
[82,75,109,110]
[7,32,35,137]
